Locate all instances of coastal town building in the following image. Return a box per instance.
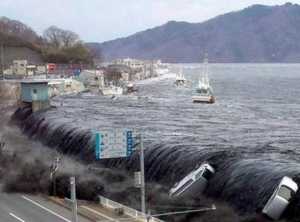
[116,58,144,69]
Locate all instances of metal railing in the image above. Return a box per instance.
[99,196,165,222]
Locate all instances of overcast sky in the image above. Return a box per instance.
[0,0,298,43]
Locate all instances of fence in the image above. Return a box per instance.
[99,195,165,222]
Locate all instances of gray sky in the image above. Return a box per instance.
[0,0,298,43]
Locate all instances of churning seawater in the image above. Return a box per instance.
[10,63,300,219]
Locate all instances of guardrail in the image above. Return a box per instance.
[99,195,164,222]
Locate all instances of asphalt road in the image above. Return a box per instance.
[0,193,131,222]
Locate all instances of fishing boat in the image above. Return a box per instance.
[101,82,124,95]
[125,81,138,93]
[174,67,189,86]
[192,56,215,103]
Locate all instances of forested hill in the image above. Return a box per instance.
[88,3,300,63]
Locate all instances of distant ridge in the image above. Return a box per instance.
[87,3,300,63]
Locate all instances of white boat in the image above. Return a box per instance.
[101,82,124,95]
[192,56,215,103]
[174,67,189,86]
[124,81,138,93]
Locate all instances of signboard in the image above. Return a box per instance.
[95,131,133,159]
[134,171,141,188]
[48,63,56,71]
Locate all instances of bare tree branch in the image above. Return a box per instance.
[43,26,63,48]
[0,16,38,42]
[60,30,79,47]
[43,26,81,48]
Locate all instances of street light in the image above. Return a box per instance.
[70,61,73,76]
[50,157,60,197]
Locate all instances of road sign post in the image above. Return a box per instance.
[94,131,146,213]
[95,131,133,159]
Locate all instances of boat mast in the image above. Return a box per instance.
[203,54,209,85]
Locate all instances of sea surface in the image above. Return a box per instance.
[10,63,300,219]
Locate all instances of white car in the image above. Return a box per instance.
[169,162,215,198]
[262,176,298,220]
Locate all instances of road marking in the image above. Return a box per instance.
[22,196,71,222]
[81,205,119,221]
[9,213,26,222]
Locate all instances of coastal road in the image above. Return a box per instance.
[0,193,92,222]
[0,193,130,222]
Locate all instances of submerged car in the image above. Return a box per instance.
[169,162,215,198]
[262,176,298,220]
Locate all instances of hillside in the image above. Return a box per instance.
[87,3,300,63]
[2,47,44,64]
[0,19,94,68]
[0,32,43,65]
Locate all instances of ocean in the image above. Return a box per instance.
[8,63,300,221]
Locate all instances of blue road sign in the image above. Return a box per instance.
[95,131,133,159]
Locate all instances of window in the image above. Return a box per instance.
[33,89,37,94]
[202,169,214,180]
[195,169,204,180]
[278,186,295,201]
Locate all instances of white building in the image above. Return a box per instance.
[13,60,27,75]
[79,70,105,87]
[116,58,145,69]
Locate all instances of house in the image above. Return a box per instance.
[78,69,105,88]
[47,77,87,96]
[116,58,145,69]
[26,64,36,76]
[12,60,42,76]
[20,81,50,112]
[71,77,89,92]
[13,60,27,75]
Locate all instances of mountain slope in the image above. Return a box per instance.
[88,3,300,63]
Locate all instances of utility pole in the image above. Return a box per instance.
[133,133,146,214]
[138,133,146,214]
[70,177,78,222]
[1,45,4,74]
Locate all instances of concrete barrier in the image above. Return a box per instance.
[99,195,164,222]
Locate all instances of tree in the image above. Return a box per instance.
[0,16,39,43]
[41,43,94,65]
[43,26,80,48]
[43,26,62,48]
[40,46,68,63]
[60,30,79,47]
[62,43,93,64]
[89,47,102,67]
